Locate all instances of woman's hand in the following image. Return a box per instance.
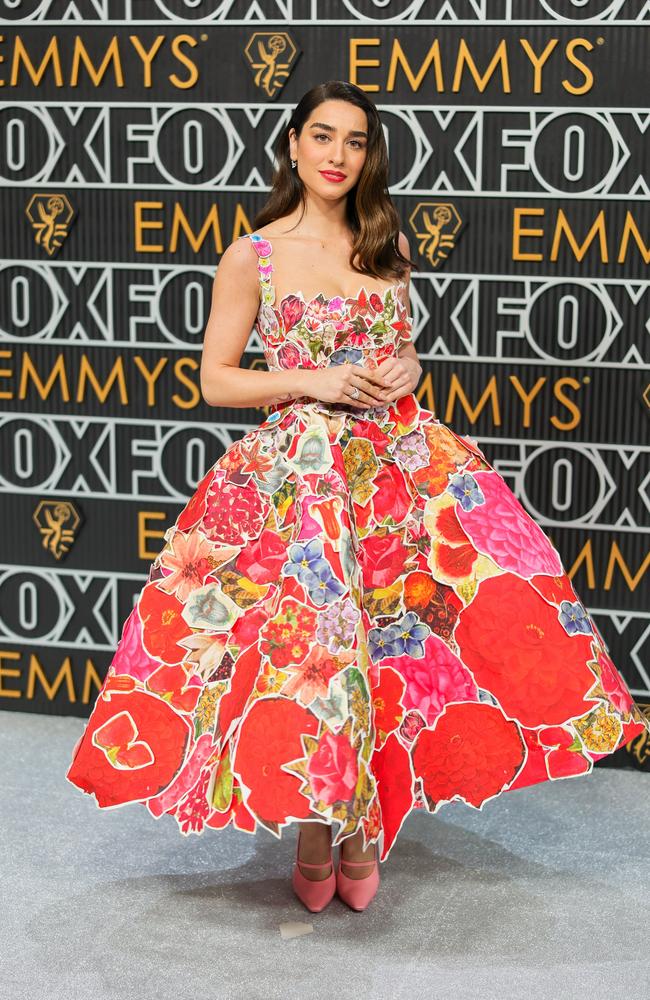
[304,364,394,409]
[375,356,421,402]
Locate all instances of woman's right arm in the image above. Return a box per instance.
[200,238,311,409]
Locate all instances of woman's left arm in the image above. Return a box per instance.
[380,230,421,399]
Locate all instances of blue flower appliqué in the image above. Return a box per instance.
[558,600,593,636]
[330,348,363,366]
[368,611,430,663]
[447,472,485,512]
[284,538,330,585]
[283,538,346,607]
[303,561,347,607]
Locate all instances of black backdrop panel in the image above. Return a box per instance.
[0,4,648,776]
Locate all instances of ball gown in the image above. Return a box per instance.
[66,232,650,861]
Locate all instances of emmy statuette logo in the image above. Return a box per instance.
[243,33,299,98]
[410,202,464,269]
[25,194,76,256]
[33,500,83,560]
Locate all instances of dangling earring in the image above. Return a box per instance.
[290,158,297,169]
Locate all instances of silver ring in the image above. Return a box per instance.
[349,385,360,399]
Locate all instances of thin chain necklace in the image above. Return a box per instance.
[292,228,351,253]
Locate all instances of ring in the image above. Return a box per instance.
[349,385,360,399]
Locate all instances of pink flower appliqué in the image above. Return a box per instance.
[393,632,478,726]
[158,530,213,603]
[307,730,359,806]
[457,470,562,578]
[282,645,356,705]
[277,343,302,370]
[112,606,161,682]
[280,294,306,331]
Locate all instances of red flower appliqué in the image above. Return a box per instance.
[203,479,268,545]
[232,696,318,824]
[373,732,414,860]
[454,573,597,728]
[371,667,406,747]
[411,701,525,809]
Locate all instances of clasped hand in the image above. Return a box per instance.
[375,355,419,403]
[309,356,419,409]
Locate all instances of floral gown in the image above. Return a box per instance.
[66,232,650,861]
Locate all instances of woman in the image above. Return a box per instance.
[66,81,650,915]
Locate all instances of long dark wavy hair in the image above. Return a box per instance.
[252,81,417,282]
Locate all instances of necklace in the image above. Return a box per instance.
[292,229,350,252]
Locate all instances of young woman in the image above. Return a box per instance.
[67,80,650,915]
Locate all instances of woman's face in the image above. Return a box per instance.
[288,99,369,200]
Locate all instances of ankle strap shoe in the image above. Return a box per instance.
[292,832,336,913]
[336,845,380,912]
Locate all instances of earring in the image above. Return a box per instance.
[290,158,297,169]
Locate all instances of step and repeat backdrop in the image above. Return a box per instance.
[0,1,648,768]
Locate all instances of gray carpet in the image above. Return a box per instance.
[2,709,649,1000]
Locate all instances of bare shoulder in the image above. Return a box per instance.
[220,233,257,266]
[216,235,259,292]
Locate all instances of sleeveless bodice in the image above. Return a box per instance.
[240,232,414,416]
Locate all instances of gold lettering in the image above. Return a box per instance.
[618,212,650,264]
[26,653,76,702]
[512,207,545,261]
[604,542,650,593]
[349,38,381,91]
[551,377,581,431]
[452,38,510,93]
[77,354,128,404]
[386,38,443,92]
[0,650,21,698]
[169,34,199,89]
[10,35,63,86]
[518,38,558,93]
[567,539,596,590]
[139,511,167,560]
[70,35,124,87]
[173,357,201,409]
[133,355,168,407]
[414,370,437,413]
[129,35,165,88]
[169,203,221,253]
[0,349,13,400]
[509,375,547,427]
[445,373,501,426]
[550,208,608,263]
[19,352,71,401]
[564,38,594,95]
[134,201,164,252]
[81,659,103,703]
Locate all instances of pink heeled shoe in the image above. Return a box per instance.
[336,844,380,911]
[291,832,336,913]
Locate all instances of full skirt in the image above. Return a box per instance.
[66,393,650,860]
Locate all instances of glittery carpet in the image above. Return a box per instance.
[2,709,649,1000]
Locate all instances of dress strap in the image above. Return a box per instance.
[241,232,275,306]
